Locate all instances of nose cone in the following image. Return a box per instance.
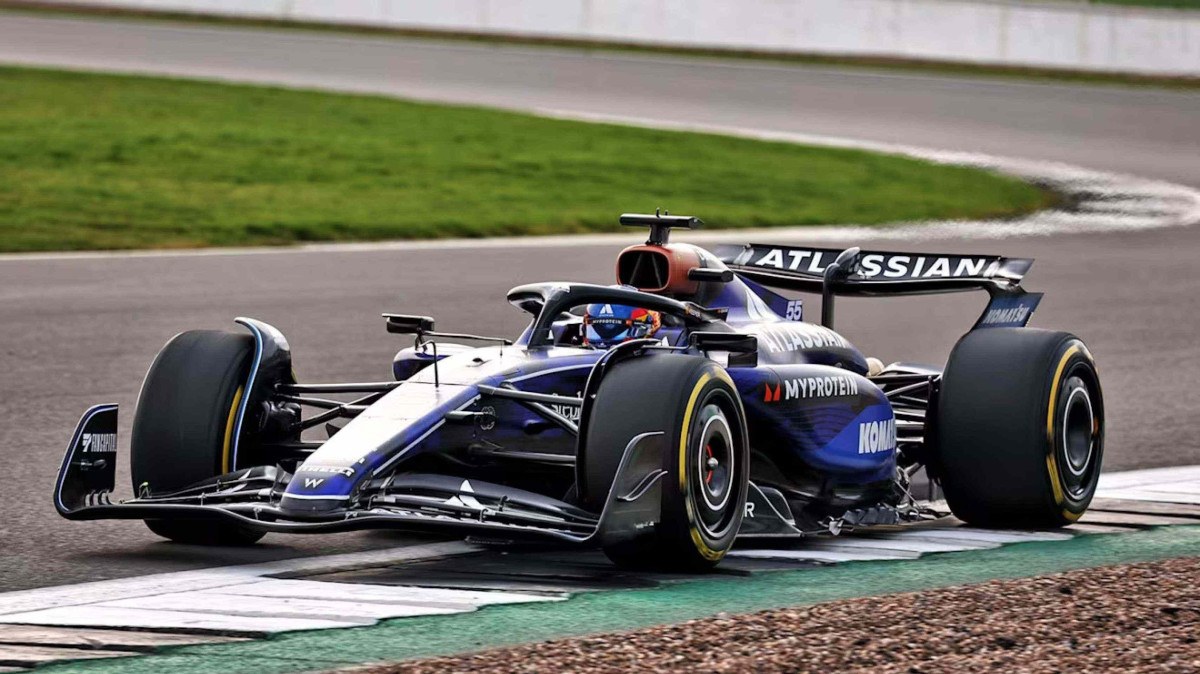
[280,381,479,516]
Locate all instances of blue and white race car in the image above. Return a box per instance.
[56,213,1104,571]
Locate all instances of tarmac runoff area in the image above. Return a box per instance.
[0,467,1194,674]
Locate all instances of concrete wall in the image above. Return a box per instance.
[27,0,1200,75]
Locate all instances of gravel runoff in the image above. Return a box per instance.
[355,556,1200,674]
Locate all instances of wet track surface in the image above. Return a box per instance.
[0,13,1197,591]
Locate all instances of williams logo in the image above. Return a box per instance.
[858,418,897,454]
[303,478,325,489]
[81,433,117,453]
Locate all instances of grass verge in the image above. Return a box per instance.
[0,67,1052,252]
[2,3,1199,91]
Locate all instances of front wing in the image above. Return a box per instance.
[54,405,668,547]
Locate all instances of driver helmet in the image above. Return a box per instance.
[583,302,662,348]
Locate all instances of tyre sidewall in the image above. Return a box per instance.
[131,330,254,494]
[937,329,1103,527]
[661,369,749,565]
[583,355,749,570]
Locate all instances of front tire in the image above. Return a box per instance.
[581,355,749,572]
[131,330,265,545]
[935,328,1104,528]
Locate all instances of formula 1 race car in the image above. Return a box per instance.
[56,213,1105,571]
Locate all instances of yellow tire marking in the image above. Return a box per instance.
[1045,345,1080,509]
[679,372,712,490]
[679,371,723,562]
[221,385,245,474]
[1045,454,1065,506]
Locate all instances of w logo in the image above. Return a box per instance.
[303,478,325,489]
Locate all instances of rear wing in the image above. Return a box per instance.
[713,243,1041,330]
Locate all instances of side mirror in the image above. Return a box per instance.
[383,314,435,335]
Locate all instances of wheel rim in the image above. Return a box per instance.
[1058,372,1100,501]
[689,396,739,539]
[696,409,734,513]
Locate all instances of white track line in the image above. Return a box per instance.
[0,540,561,635]
[535,110,1200,242]
[1097,465,1200,505]
[730,549,915,563]
[0,608,361,634]
[728,525,1073,563]
[0,541,519,616]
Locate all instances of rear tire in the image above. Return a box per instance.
[935,328,1104,528]
[582,355,748,572]
[132,330,265,545]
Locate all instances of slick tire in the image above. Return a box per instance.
[935,328,1104,528]
[132,330,265,545]
[581,355,749,572]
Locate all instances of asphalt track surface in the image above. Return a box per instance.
[0,13,1197,592]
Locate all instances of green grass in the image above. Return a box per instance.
[0,67,1053,253]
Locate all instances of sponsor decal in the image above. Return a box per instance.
[855,254,995,279]
[299,465,356,477]
[754,249,998,279]
[975,292,1042,329]
[479,405,496,431]
[765,374,860,402]
[755,324,850,353]
[753,248,830,273]
[549,391,583,423]
[81,432,117,453]
[858,418,897,454]
[784,374,860,400]
[729,245,1028,282]
[550,402,582,423]
[303,477,325,489]
[981,306,1031,326]
[744,501,756,518]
